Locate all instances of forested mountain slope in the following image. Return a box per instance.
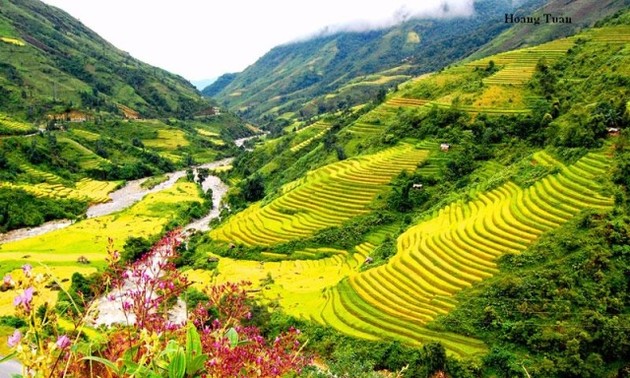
[204,0,548,124]
[0,0,206,119]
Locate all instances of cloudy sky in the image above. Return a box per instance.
[41,0,473,83]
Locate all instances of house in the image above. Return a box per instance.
[440,143,450,152]
[607,127,620,136]
[412,183,423,189]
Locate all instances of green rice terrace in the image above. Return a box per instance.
[317,151,613,356]
[210,144,428,245]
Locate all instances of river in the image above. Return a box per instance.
[0,131,265,244]
[0,158,233,244]
[0,134,263,374]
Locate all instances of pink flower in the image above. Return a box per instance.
[21,264,32,277]
[3,274,12,285]
[13,287,34,310]
[56,335,71,349]
[7,329,21,348]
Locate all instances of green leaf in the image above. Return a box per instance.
[226,327,239,348]
[188,354,208,375]
[81,356,120,375]
[186,323,202,360]
[164,339,180,356]
[0,352,17,363]
[168,349,186,378]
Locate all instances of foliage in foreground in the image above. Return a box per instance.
[3,230,310,377]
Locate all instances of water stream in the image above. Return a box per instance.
[0,158,233,244]
[0,135,260,371]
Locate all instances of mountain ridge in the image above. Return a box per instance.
[204,0,548,124]
[0,0,207,119]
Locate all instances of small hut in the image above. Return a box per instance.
[607,127,620,136]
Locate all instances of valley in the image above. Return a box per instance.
[0,0,629,376]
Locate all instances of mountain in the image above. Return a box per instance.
[201,72,237,98]
[469,0,630,60]
[0,0,254,233]
[191,77,217,91]
[204,0,548,124]
[0,0,207,119]
[205,9,630,375]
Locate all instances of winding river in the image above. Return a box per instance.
[0,131,265,244]
[0,135,261,375]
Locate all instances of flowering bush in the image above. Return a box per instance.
[2,263,73,377]
[4,230,311,377]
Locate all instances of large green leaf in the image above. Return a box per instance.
[168,349,186,378]
[188,354,208,376]
[186,323,202,357]
[226,327,239,349]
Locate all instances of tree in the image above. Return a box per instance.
[121,236,152,263]
[533,57,556,98]
[242,174,265,201]
[375,88,387,104]
[196,167,210,185]
[423,342,446,377]
[186,168,195,182]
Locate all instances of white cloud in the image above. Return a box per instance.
[40,0,474,81]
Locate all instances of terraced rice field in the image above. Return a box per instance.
[587,25,630,44]
[470,38,574,85]
[70,128,101,141]
[0,113,36,134]
[0,181,201,269]
[0,266,97,317]
[58,137,109,169]
[0,181,203,317]
[210,144,428,246]
[187,247,367,316]
[382,38,576,116]
[290,121,331,152]
[532,150,562,168]
[143,129,189,150]
[0,36,24,46]
[0,168,119,204]
[314,151,612,356]
[345,122,383,135]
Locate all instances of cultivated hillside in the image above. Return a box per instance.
[469,0,629,59]
[197,10,630,375]
[0,0,255,235]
